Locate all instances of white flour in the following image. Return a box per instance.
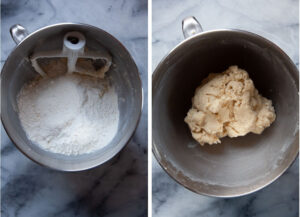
[17,74,119,155]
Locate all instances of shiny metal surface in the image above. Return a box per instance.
[10,24,29,44]
[152,17,299,197]
[182,16,203,39]
[2,23,143,171]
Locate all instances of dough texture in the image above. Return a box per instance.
[184,66,276,145]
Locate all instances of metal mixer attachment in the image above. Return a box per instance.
[30,31,112,78]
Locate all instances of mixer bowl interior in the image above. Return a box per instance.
[1,24,142,171]
[152,30,299,196]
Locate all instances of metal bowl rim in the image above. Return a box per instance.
[1,22,143,171]
[152,28,299,197]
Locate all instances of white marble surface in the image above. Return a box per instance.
[1,0,147,216]
[152,0,299,216]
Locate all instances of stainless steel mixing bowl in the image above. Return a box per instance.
[2,23,142,171]
[152,17,299,197]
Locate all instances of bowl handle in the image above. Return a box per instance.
[10,24,29,44]
[182,16,203,39]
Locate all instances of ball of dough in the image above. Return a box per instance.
[184,65,276,145]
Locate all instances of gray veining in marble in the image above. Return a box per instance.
[1,0,147,216]
[152,0,299,216]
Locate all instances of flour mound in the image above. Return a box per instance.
[17,74,119,155]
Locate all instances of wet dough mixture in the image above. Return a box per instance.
[184,66,276,145]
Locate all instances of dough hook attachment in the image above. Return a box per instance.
[30,31,112,78]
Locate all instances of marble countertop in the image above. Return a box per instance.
[152,0,299,217]
[1,0,147,216]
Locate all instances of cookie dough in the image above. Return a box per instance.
[184,66,276,145]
